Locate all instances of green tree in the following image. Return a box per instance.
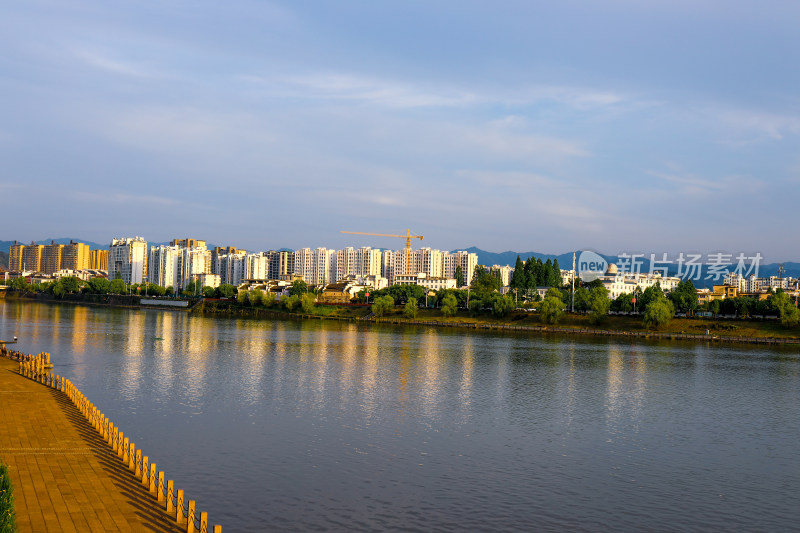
[301,293,316,314]
[372,295,394,317]
[639,282,664,310]
[468,299,482,317]
[51,280,66,298]
[216,284,236,299]
[510,256,526,300]
[109,278,126,295]
[441,294,458,317]
[250,289,265,306]
[709,299,721,317]
[550,258,562,287]
[10,277,27,290]
[587,285,610,324]
[771,291,799,327]
[643,298,675,329]
[263,291,276,307]
[202,286,216,298]
[454,265,466,288]
[184,279,202,296]
[669,280,699,315]
[284,294,300,311]
[237,290,249,304]
[61,276,82,294]
[611,293,634,313]
[470,265,501,293]
[540,289,566,324]
[491,294,515,318]
[89,277,110,294]
[573,287,590,312]
[404,297,419,318]
[290,280,308,296]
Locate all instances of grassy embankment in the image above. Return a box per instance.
[0,462,16,533]
[198,300,800,339]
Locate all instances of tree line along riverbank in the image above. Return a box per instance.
[3,285,800,346]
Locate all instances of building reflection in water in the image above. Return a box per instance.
[605,343,648,434]
[457,335,475,424]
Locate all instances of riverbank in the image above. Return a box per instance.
[194,299,800,346]
[4,292,799,347]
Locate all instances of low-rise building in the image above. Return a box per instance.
[395,273,456,291]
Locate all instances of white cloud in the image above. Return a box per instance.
[71,47,159,79]
[239,72,636,113]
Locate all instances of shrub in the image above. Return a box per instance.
[0,462,16,533]
[404,298,419,319]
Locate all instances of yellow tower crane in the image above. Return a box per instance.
[340,229,424,275]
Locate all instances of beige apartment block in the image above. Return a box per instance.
[8,242,25,271]
[88,249,109,270]
[21,242,43,272]
[41,242,64,274]
[63,241,90,270]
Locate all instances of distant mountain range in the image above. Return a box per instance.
[2,240,797,288]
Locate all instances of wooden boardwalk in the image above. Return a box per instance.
[0,356,183,532]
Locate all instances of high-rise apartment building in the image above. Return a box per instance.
[293,248,335,285]
[356,247,383,277]
[148,242,211,290]
[21,242,44,272]
[148,245,180,289]
[335,247,356,282]
[109,237,148,284]
[243,253,269,280]
[266,250,295,280]
[62,241,90,271]
[215,251,247,286]
[443,251,478,286]
[211,246,245,275]
[171,238,207,249]
[8,242,25,271]
[41,241,64,274]
[88,249,109,270]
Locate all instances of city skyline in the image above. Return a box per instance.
[2,2,799,259]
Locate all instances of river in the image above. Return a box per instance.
[1,300,799,532]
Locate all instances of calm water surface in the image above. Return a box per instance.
[1,301,799,532]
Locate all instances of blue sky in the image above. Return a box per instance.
[2,1,799,260]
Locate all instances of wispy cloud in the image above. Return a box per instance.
[71,191,179,206]
[239,72,636,113]
[71,47,160,79]
[647,169,763,197]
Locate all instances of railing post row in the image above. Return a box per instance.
[2,348,220,532]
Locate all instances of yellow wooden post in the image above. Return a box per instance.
[117,432,124,457]
[129,443,136,471]
[187,500,196,533]
[177,489,185,525]
[122,437,129,462]
[167,480,175,513]
[135,450,142,477]
[214,525,222,533]
[157,471,165,503]
[141,456,149,485]
[200,512,208,533]
[149,463,157,494]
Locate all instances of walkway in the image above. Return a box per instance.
[0,356,183,532]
